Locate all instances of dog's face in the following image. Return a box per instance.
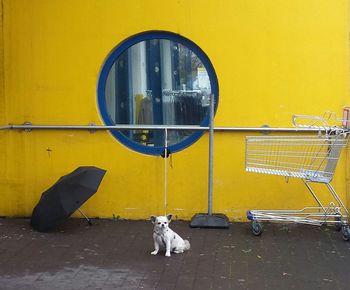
[151,214,172,230]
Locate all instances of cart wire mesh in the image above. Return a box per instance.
[245,134,348,183]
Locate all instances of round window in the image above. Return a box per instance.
[97,31,219,155]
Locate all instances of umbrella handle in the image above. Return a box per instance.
[77,208,92,226]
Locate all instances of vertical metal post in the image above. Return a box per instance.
[164,128,168,215]
[189,93,229,228]
[208,94,214,216]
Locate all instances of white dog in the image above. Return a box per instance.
[150,214,190,257]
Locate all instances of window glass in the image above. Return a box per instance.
[98,32,218,155]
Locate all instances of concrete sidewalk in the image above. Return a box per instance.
[0,218,349,290]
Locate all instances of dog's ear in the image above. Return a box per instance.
[150,216,157,224]
[166,214,173,222]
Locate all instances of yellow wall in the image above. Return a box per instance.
[0,0,6,199]
[0,0,349,220]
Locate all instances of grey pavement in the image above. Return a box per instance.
[0,218,350,289]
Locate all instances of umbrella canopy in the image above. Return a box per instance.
[31,166,107,232]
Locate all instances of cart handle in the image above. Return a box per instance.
[292,112,345,129]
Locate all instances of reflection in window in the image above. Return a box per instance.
[104,39,212,148]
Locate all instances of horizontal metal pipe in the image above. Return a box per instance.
[0,123,326,132]
[0,125,11,130]
[215,127,323,132]
[8,124,208,131]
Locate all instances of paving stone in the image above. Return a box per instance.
[1,218,350,289]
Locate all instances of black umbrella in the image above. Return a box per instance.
[30,166,107,232]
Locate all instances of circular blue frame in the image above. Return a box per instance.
[97,31,219,156]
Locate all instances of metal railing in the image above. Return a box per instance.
[0,123,326,133]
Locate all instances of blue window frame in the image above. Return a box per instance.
[97,31,219,155]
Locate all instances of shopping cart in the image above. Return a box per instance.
[246,113,350,240]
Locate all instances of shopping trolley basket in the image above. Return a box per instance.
[245,116,350,240]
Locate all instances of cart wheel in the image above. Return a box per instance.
[335,217,342,232]
[252,221,263,236]
[341,226,350,241]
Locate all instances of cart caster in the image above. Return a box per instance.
[252,221,263,236]
[335,217,342,231]
[341,226,350,241]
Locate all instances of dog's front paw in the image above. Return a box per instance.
[151,250,158,255]
[165,252,171,257]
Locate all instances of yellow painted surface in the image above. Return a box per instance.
[0,0,349,220]
[0,1,6,196]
